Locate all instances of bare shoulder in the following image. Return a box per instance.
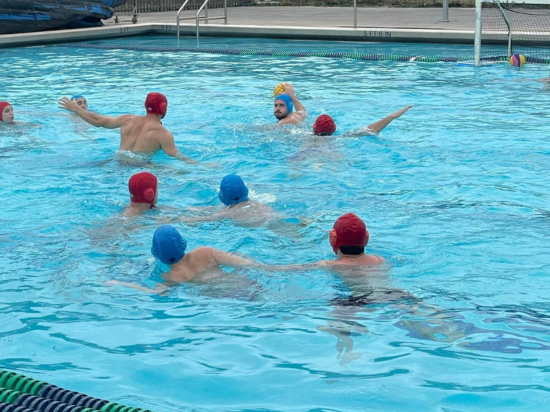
[191,247,216,258]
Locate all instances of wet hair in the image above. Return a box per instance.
[339,245,365,255]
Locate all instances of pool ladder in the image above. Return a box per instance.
[177,0,228,48]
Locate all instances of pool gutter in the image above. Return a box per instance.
[0,22,476,49]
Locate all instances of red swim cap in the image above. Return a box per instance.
[145,92,168,117]
[331,213,369,253]
[129,172,158,207]
[313,114,336,136]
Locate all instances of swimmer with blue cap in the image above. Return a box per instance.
[70,95,88,111]
[178,174,282,227]
[273,83,307,125]
[105,224,257,293]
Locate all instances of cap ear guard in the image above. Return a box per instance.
[143,188,155,202]
[151,238,188,263]
[219,185,249,206]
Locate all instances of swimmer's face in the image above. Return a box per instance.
[2,105,14,123]
[274,100,288,120]
[75,97,88,110]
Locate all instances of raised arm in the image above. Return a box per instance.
[278,84,307,125]
[366,106,412,134]
[58,97,130,129]
[157,130,199,164]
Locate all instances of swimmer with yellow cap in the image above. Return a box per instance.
[273,84,307,125]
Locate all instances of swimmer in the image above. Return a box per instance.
[313,106,412,136]
[266,213,384,270]
[105,225,256,293]
[0,102,15,124]
[123,172,158,216]
[274,84,307,125]
[71,95,88,110]
[58,93,198,164]
[178,174,282,227]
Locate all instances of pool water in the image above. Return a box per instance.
[1,35,550,412]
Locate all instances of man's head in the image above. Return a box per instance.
[219,174,249,206]
[129,172,158,208]
[145,92,168,119]
[329,213,370,255]
[274,94,293,120]
[151,225,187,265]
[313,114,337,136]
[0,102,14,123]
[71,95,88,110]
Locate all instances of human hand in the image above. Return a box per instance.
[58,97,79,112]
[283,83,295,97]
[390,105,412,119]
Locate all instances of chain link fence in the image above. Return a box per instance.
[114,0,474,13]
[114,0,252,12]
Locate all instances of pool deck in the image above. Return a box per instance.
[0,7,476,49]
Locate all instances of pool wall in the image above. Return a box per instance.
[0,22,476,49]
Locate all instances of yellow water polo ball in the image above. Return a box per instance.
[274,83,290,97]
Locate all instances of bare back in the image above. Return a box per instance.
[119,115,172,154]
[164,247,223,283]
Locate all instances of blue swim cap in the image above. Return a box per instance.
[71,95,84,101]
[151,225,187,265]
[219,174,249,206]
[274,94,293,114]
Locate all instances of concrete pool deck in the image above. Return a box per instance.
[0,7,476,49]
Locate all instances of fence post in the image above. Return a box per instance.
[443,0,449,22]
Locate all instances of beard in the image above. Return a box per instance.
[274,111,287,120]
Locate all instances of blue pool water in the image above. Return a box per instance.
[1,35,550,412]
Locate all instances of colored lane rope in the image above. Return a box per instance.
[0,371,151,412]
[57,43,550,64]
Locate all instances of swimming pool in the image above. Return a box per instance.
[1,35,550,412]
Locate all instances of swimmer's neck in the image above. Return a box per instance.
[336,251,365,260]
[128,201,155,213]
[227,200,250,209]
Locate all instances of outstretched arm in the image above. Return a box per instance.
[105,280,170,294]
[58,97,130,129]
[211,249,257,268]
[157,131,199,164]
[366,106,412,134]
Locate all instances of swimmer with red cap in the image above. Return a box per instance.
[274,84,307,125]
[312,106,412,136]
[0,102,15,124]
[105,225,257,293]
[58,93,198,164]
[123,172,158,216]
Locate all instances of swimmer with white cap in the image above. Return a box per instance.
[58,93,199,164]
[105,225,256,293]
[274,84,307,125]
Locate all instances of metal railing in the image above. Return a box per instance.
[177,0,228,47]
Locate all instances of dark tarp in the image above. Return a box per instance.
[0,0,129,34]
